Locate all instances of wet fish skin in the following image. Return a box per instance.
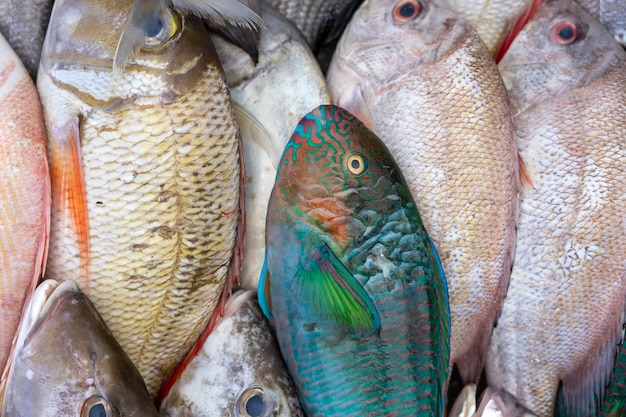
[327,0,517,384]
[486,0,626,415]
[261,105,450,416]
[574,0,626,45]
[160,290,304,417]
[0,280,159,417]
[38,0,242,398]
[210,0,330,290]
[0,0,54,79]
[0,32,49,374]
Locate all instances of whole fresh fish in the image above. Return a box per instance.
[0,280,159,416]
[210,0,330,290]
[326,0,518,384]
[38,0,249,397]
[0,0,54,79]
[574,0,626,45]
[259,104,450,416]
[265,0,363,49]
[160,290,304,416]
[0,32,49,373]
[485,0,626,415]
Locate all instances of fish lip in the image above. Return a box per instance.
[14,280,81,349]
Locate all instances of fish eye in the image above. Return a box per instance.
[235,385,273,417]
[551,21,578,45]
[80,396,115,417]
[347,155,366,175]
[143,8,181,49]
[392,0,422,22]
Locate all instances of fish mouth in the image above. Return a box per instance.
[14,280,81,349]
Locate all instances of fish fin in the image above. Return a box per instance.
[334,83,376,131]
[518,153,533,188]
[205,20,260,63]
[297,242,380,334]
[494,0,543,63]
[448,383,476,417]
[234,103,283,168]
[170,0,262,30]
[601,337,626,417]
[257,256,272,319]
[49,117,91,285]
[31,155,51,291]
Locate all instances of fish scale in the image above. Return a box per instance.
[38,0,243,398]
[263,105,449,416]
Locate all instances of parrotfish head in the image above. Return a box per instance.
[272,105,416,247]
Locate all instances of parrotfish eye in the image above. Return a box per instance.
[551,21,578,45]
[392,0,422,22]
[235,385,273,417]
[80,396,115,417]
[143,8,181,49]
[347,154,367,175]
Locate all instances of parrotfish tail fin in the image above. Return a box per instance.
[555,313,626,416]
[257,256,272,320]
[170,0,263,30]
[113,0,169,74]
[426,234,451,411]
[601,338,626,417]
[494,0,544,63]
[49,117,91,286]
[297,242,380,334]
[234,104,282,168]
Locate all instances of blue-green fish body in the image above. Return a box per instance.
[259,105,450,416]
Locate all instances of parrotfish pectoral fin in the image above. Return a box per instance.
[258,257,272,320]
[298,243,380,334]
[49,116,90,283]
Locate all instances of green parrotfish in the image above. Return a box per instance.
[258,104,450,416]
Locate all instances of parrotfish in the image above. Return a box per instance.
[210,0,331,290]
[485,0,626,415]
[37,0,248,397]
[326,0,518,384]
[159,290,304,416]
[0,31,49,374]
[0,280,159,417]
[259,104,450,416]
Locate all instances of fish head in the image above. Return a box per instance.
[498,0,626,113]
[0,280,159,417]
[271,105,414,248]
[40,0,217,105]
[160,290,303,417]
[329,0,470,88]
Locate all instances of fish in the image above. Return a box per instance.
[449,385,538,417]
[159,290,304,416]
[0,32,49,374]
[485,0,626,415]
[0,279,159,417]
[37,0,245,397]
[0,0,55,79]
[259,104,450,416]
[574,0,626,45]
[449,384,477,417]
[209,0,331,290]
[326,0,518,384]
[264,0,363,50]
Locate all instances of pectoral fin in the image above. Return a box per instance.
[48,116,90,284]
[257,257,272,319]
[298,242,380,334]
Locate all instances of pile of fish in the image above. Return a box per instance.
[0,0,624,416]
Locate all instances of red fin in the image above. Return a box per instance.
[32,155,51,292]
[518,153,533,188]
[494,0,544,63]
[49,119,90,284]
[156,131,246,407]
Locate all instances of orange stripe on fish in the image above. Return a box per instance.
[49,120,90,286]
[494,0,544,63]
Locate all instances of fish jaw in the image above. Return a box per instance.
[159,290,304,417]
[1,280,159,417]
[0,31,50,375]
